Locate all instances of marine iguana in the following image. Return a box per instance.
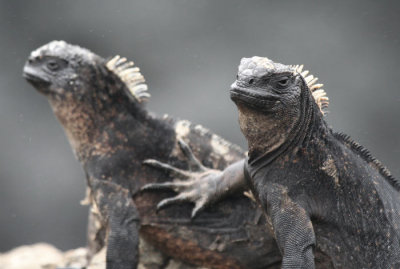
[22,41,293,269]
[144,57,400,268]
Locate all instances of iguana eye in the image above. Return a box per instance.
[278,78,289,87]
[248,78,254,85]
[45,58,68,72]
[47,60,60,71]
[274,76,291,89]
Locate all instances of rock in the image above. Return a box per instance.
[0,243,64,269]
[0,242,201,269]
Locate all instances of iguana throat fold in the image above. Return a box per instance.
[246,76,318,178]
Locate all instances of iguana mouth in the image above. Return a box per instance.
[230,83,279,110]
[23,64,52,93]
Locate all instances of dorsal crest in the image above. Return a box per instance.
[291,64,329,115]
[106,55,150,102]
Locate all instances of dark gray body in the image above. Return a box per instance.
[233,56,400,268]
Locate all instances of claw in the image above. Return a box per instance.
[178,139,205,171]
[141,182,174,191]
[156,193,192,212]
[191,198,207,219]
[141,181,187,192]
[143,159,189,178]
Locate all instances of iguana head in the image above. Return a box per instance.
[23,40,149,103]
[23,41,149,160]
[24,40,100,98]
[230,56,328,158]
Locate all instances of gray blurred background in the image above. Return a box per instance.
[0,0,399,252]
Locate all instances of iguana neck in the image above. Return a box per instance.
[238,104,299,159]
[246,90,325,173]
[49,94,150,162]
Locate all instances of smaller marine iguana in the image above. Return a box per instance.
[23,41,296,269]
[143,57,400,268]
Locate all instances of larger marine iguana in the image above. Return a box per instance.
[143,57,400,268]
[22,41,296,269]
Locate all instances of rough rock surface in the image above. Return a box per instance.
[0,241,202,269]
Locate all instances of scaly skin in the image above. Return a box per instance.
[23,41,289,269]
[233,57,400,268]
[148,57,400,268]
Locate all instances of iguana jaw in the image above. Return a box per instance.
[230,82,280,112]
[230,82,299,158]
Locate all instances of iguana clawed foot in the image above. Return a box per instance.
[142,139,223,218]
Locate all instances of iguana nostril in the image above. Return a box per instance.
[248,78,254,84]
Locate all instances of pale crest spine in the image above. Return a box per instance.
[106,55,150,102]
[291,64,329,115]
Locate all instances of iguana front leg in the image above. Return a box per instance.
[89,177,140,269]
[261,183,316,269]
[141,139,247,218]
